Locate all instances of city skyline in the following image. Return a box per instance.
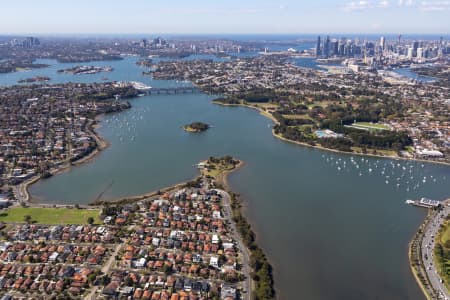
[1,0,449,35]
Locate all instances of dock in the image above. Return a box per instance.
[406,197,442,208]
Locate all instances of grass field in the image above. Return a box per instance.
[440,222,450,246]
[0,207,101,224]
[202,163,235,178]
[350,122,390,131]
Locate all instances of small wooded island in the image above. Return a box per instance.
[183,121,210,133]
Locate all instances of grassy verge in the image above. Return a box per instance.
[409,210,435,300]
[0,207,101,225]
[230,193,275,300]
[434,216,450,292]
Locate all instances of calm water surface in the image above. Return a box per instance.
[1,56,449,300]
[393,68,436,83]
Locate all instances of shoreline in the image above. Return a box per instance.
[8,155,265,299]
[18,116,111,204]
[408,209,434,300]
[213,100,450,167]
[408,200,450,299]
[22,93,448,204]
[88,157,263,299]
[90,157,245,206]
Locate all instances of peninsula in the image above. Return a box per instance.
[0,59,50,74]
[17,76,50,83]
[57,65,113,75]
[0,156,274,300]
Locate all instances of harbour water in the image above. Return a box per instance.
[1,55,449,299]
[393,67,436,83]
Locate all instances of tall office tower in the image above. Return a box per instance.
[140,39,148,48]
[331,40,339,56]
[380,36,386,50]
[338,39,345,56]
[316,36,321,56]
[416,48,424,59]
[324,36,330,58]
[412,41,419,57]
[407,47,414,58]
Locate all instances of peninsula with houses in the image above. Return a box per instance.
[0,156,274,300]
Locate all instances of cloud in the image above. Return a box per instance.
[343,0,449,11]
[342,1,373,12]
[379,0,391,7]
[341,0,391,11]
[418,0,450,11]
[398,0,414,6]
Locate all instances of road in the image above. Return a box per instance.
[84,243,122,300]
[13,183,29,203]
[215,188,252,300]
[421,203,450,300]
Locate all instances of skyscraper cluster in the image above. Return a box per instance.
[315,35,448,61]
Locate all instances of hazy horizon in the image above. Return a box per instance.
[1,0,449,35]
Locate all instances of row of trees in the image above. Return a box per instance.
[230,193,275,300]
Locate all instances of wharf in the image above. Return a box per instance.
[406,197,443,209]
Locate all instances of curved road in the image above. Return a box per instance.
[215,188,252,300]
[422,203,450,300]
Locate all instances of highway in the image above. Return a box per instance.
[421,203,450,300]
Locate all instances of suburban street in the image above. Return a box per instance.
[215,189,252,300]
[84,244,123,300]
[421,203,450,300]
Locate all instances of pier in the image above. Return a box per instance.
[406,197,442,208]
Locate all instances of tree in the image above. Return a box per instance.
[24,215,32,224]
[87,217,94,225]
[124,276,133,286]
[163,264,173,275]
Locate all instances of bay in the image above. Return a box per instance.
[1,55,449,299]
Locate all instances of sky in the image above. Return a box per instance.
[0,0,449,35]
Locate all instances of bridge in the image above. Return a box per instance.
[142,87,201,95]
[129,81,202,95]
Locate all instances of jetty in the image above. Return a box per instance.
[406,197,442,208]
